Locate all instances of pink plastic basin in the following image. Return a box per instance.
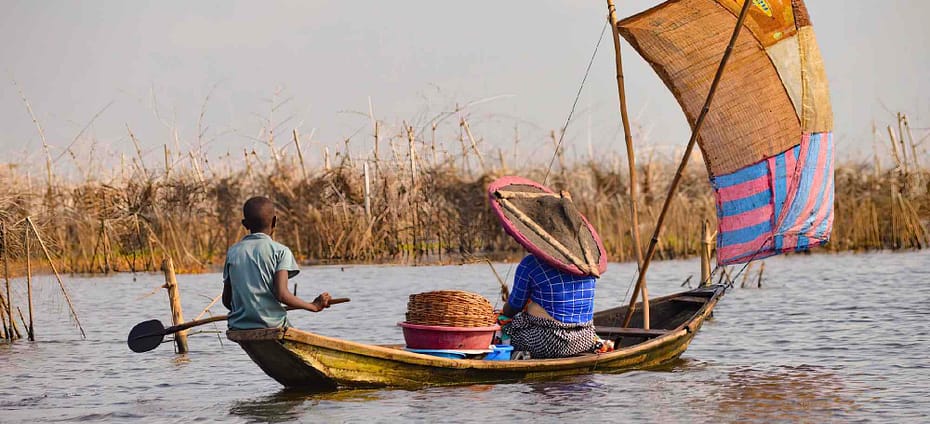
[398,322,500,350]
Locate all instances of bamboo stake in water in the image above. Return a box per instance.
[26,217,86,339]
[622,0,753,327]
[2,223,13,339]
[24,225,34,341]
[162,257,188,354]
[607,0,649,328]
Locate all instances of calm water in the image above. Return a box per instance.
[1,250,928,423]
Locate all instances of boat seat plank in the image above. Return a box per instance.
[595,327,670,338]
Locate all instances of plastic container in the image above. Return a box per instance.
[485,344,514,361]
[398,322,500,350]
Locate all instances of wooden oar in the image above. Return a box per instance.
[127,298,350,353]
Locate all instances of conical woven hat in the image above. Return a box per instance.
[488,176,607,277]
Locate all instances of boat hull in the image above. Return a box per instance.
[228,285,725,390]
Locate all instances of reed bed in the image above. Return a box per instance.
[0,114,926,275]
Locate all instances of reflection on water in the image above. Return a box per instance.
[0,251,928,422]
[711,365,860,422]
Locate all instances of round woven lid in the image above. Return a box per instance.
[487,176,607,277]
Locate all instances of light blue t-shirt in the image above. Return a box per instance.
[224,233,300,329]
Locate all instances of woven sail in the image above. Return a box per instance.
[618,0,833,265]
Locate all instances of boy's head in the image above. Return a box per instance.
[242,196,276,234]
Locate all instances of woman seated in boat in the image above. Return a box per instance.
[500,253,599,359]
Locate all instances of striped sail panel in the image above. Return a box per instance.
[713,132,833,265]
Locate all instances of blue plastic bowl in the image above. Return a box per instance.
[485,345,513,361]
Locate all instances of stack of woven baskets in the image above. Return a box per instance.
[405,290,496,327]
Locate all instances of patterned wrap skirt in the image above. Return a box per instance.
[506,313,597,359]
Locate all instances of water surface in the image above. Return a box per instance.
[1,251,928,422]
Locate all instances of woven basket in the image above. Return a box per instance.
[405,290,496,327]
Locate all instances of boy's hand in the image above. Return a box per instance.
[311,292,332,310]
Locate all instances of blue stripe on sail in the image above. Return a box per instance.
[797,234,809,250]
[773,151,787,222]
[719,221,773,247]
[800,134,832,240]
[719,191,771,217]
[813,195,833,240]
[772,147,792,252]
[713,160,769,189]
[777,135,822,233]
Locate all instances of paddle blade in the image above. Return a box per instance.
[128,319,167,353]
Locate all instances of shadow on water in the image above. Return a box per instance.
[228,387,384,422]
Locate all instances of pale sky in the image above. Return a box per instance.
[1,1,927,176]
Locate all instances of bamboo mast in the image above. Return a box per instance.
[622,0,753,327]
[607,0,649,329]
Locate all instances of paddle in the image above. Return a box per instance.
[127,298,350,353]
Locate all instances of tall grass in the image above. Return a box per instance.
[0,114,926,275]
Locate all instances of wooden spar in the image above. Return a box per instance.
[24,225,34,340]
[622,0,753,327]
[162,257,188,353]
[607,0,649,329]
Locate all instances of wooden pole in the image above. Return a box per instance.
[24,225,34,341]
[363,161,372,221]
[0,293,7,340]
[161,257,188,353]
[26,217,86,339]
[700,220,712,287]
[2,223,13,339]
[293,129,308,181]
[607,0,649,328]
[622,0,753,327]
[461,119,487,173]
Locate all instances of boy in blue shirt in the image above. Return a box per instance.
[222,196,331,329]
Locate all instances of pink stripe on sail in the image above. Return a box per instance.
[716,174,770,203]
[781,233,799,252]
[775,136,807,229]
[718,234,774,263]
[784,136,829,233]
[805,148,834,238]
[719,204,773,233]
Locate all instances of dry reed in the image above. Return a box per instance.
[0,113,925,275]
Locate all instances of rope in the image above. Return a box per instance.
[544,20,609,185]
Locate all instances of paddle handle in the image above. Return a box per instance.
[163,297,351,334]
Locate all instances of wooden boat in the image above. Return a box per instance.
[227,0,834,390]
[226,285,724,390]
